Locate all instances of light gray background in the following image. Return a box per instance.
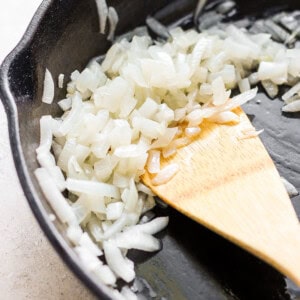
[0,1,94,299]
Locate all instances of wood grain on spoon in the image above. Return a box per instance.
[142,107,300,286]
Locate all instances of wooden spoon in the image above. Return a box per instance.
[142,107,300,286]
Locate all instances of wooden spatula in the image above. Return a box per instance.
[142,107,300,286]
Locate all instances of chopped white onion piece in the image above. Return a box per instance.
[114,144,146,158]
[123,179,139,212]
[238,78,250,93]
[36,115,53,154]
[95,0,108,34]
[208,111,239,124]
[171,137,190,149]
[258,62,287,84]
[132,117,165,140]
[223,88,258,111]
[281,177,299,197]
[75,246,101,272]
[136,183,155,196]
[88,218,104,242]
[66,178,120,199]
[282,82,300,102]
[121,286,138,300]
[42,69,55,104]
[67,225,83,245]
[185,127,200,137]
[79,232,103,256]
[151,127,178,149]
[34,168,76,225]
[151,164,179,186]
[107,7,119,41]
[212,76,230,105]
[56,92,83,136]
[138,98,158,119]
[113,230,161,252]
[162,146,177,158]
[58,73,64,89]
[106,202,124,220]
[103,241,135,283]
[135,217,169,235]
[103,214,130,239]
[189,38,208,75]
[282,99,300,112]
[261,80,279,98]
[75,246,117,286]
[76,69,101,93]
[238,128,264,140]
[199,83,212,95]
[248,72,259,85]
[147,150,161,174]
[58,98,72,111]
[93,264,116,286]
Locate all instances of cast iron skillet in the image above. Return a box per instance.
[1,0,300,299]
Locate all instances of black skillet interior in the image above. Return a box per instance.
[1,0,300,299]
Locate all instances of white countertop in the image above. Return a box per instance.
[0,1,94,299]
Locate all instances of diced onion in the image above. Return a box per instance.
[282,82,300,102]
[281,177,299,197]
[95,0,108,34]
[208,111,239,124]
[58,98,72,111]
[282,99,300,112]
[113,230,161,252]
[106,202,124,220]
[42,69,55,104]
[103,241,135,282]
[185,127,200,137]
[34,168,76,225]
[66,178,120,199]
[58,73,65,89]
[36,115,53,154]
[107,7,119,41]
[152,164,179,186]
[147,150,161,174]
[134,217,169,235]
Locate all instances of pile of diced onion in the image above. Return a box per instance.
[36,17,300,299]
